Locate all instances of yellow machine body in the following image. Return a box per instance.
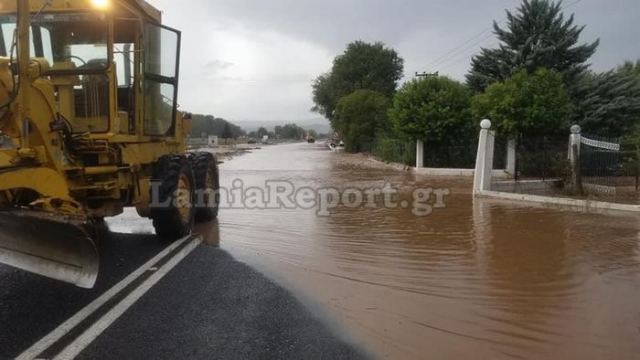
[0,0,198,288]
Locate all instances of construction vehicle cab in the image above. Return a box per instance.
[0,0,220,288]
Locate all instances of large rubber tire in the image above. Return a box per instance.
[189,152,220,222]
[150,155,196,240]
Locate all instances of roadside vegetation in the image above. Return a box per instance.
[190,115,318,142]
[190,114,245,139]
[311,0,640,167]
[247,124,318,141]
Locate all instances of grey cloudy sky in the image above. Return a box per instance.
[147,0,640,124]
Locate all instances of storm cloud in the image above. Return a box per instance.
[147,0,640,124]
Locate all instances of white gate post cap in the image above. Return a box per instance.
[480,119,492,129]
[570,125,581,134]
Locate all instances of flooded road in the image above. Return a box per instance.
[218,142,640,359]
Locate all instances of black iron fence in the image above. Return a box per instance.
[621,140,640,193]
[490,135,569,196]
[423,140,479,169]
[489,129,639,204]
[515,135,569,181]
[578,134,639,202]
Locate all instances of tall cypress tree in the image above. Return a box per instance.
[572,62,640,137]
[466,0,599,92]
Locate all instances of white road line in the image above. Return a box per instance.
[17,235,200,360]
[54,237,202,360]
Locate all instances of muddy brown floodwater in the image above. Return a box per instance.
[217,142,640,360]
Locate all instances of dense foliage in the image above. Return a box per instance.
[275,124,307,140]
[312,41,404,123]
[389,76,473,143]
[571,61,640,137]
[334,90,390,152]
[471,69,573,137]
[466,0,599,92]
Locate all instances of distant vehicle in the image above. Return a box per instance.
[307,137,316,144]
[327,140,345,152]
[248,139,258,144]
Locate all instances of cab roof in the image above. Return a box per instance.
[0,0,162,24]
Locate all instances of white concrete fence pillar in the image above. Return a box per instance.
[416,139,424,169]
[569,125,582,165]
[506,138,517,176]
[473,119,495,195]
[569,125,583,193]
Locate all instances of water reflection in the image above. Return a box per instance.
[218,143,640,359]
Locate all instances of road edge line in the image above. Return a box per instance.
[16,235,195,360]
[53,236,202,360]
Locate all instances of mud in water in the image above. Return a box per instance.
[218,143,640,360]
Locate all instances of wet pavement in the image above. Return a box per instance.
[218,142,640,359]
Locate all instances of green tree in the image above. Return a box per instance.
[190,115,245,138]
[257,127,269,138]
[571,61,640,137]
[389,76,473,143]
[312,41,404,124]
[618,60,640,78]
[274,125,283,138]
[278,124,306,140]
[471,68,573,137]
[466,0,599,92]
[334,90,390,152]
[221,122,234,139]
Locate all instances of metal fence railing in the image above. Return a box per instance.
[490,135,569,196]
[578,134,640,202]
[516,135,569,181]
[488,128,639,204]
[423,140,479,169]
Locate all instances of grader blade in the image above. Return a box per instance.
[0,211,99,289]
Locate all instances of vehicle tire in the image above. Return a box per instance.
[150,155,196,240]
[189,152,220,222]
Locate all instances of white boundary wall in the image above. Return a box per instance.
[476,190,640,214]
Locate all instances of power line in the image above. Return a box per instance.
[422,0,586,74]
[438,41,500,73]
[426,28,501,72]
[422,26,494,70]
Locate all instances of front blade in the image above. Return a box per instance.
[0,211,99,288]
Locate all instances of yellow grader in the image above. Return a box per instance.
[0,0,219,288]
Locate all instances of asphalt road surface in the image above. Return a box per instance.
[0,222,368,359]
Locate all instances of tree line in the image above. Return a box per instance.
[189,114,318,142]
[312,0,640,156]
[190,114,245,139]
[248,124,318,140]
